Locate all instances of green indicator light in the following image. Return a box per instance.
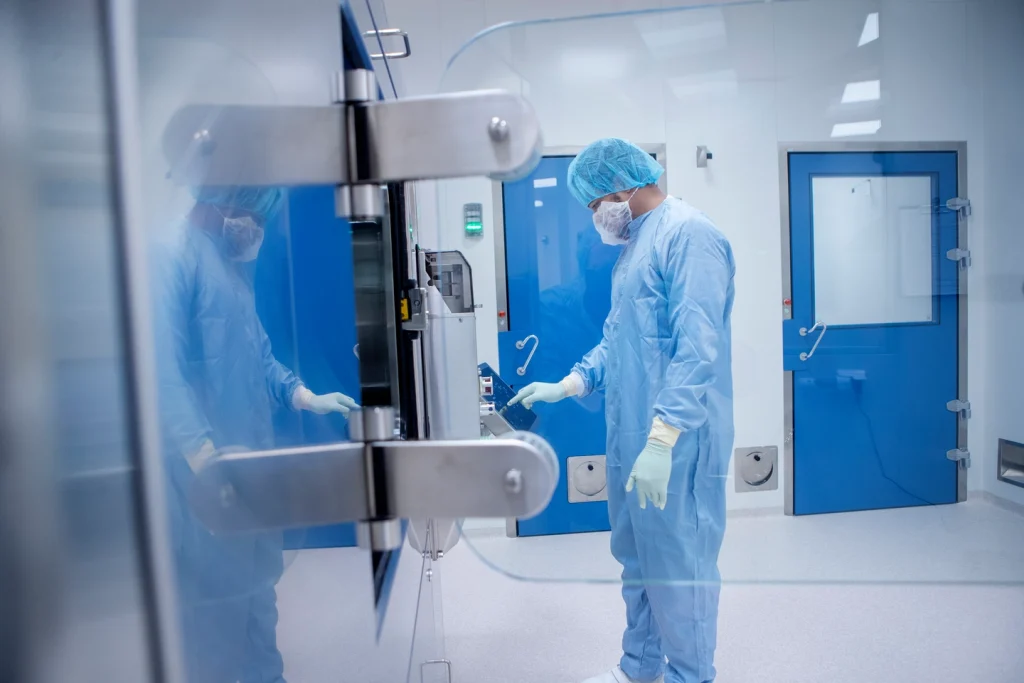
[464,202,484,237]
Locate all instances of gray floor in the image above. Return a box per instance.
[276,499,1024,683]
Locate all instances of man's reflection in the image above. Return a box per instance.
[152,186,358,683]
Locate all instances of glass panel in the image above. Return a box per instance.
[132,2,434,680]
[812,175,934,326]
[1,1,156,680]
[430,0,1017,593]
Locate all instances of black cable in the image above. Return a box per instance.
[852,390,938,507]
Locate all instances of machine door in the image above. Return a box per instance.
[783,150,965,515]
[500,155,619,536]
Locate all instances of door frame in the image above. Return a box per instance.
[778,141,969,515]
[492,144,667,537]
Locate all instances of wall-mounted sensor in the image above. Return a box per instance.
[696,145,713,168]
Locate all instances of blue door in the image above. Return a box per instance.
[500,155,622,536]
[783,151,963,515]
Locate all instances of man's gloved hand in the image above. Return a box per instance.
[294,387,360,416]
[185,439,217,474]
[626,440,673,510]
[508,382,567,410]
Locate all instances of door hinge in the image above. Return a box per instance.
[946,399,971,419]
[946,448,971,469]
[946,248,971,269]
[946,197,971,219]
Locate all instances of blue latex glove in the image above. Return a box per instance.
[626,440,673,510]
[296,389,360,416]
[508,381,567,410]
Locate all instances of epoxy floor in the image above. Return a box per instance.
[276,499,1024,683]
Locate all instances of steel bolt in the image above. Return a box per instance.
[504,468,523,494]
[488,116,509,142]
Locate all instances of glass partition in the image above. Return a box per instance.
[428,0,1020,590]
[134,2,435,680]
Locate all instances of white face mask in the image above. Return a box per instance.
[592,189,638,245]
[218,210,265,262]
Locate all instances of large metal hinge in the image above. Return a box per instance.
[188,408,558,544]
[946,448,972,469]
[946,197,971,219]
[161,69,542,218]
[946,248,971,269]
[946,399,971,419]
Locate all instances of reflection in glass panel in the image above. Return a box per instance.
[812,175,934,326]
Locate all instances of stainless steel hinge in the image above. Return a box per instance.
[946,248,971,269]
[946,448,972,469]
[946,399,971,419]
[162,69,542,217]
[187,414,558,540]
[946,197,971,219]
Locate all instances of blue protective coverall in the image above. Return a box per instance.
[153,223,300,683]
[572,197,735,683]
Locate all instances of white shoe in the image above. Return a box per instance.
[580,666,664,683]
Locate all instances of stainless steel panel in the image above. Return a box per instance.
[997,439,1024,489]
[778,149,792,318]
[954,143,969,502]
[384,438,558,520]
[190,443,369,533]
[567,455,608,503]
[364,90,542,182]
[734,446,779,493]
[164,104,349,186]
[162,90,542,187]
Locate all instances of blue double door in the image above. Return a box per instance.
[501,156,621,536]
[784,150,963,515]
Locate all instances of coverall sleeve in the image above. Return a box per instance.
[572,315,613,396]
[652,221,733,433]
[153,247,214,457]
[257,317,303,411]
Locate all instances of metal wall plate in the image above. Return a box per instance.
[567,455,608,503]
[734,446,779,493]
[997,438,1024,489]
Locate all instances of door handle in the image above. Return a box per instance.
[515,334,539,376]
[799,321,827,361]
[362,28,412,60]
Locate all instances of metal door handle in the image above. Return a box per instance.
[798,321,827,361]
[515,334,539,376]
[362,28,412,60]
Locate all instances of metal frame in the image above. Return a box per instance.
[492,143,668,335]
[102,0,186,679]
[493,143,666,537]
[778,141,970,514]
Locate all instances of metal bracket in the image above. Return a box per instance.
[188,432,558,534]
[403,287,427,331]
[946,248,971,269]
[946,399,971,420]
[946,197,971,219]
[162,76,542,193]
[946,448,972,469]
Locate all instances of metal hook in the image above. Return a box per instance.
[515,334,539,376]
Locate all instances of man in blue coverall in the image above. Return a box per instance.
[510,139,735,683]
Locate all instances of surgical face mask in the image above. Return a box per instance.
[218,210,265,262]
[591,189,638,245]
